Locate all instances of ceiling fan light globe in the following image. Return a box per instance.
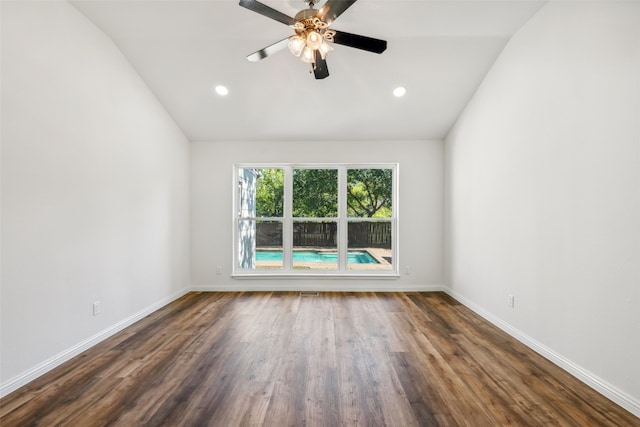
[301,46,315,64]
[318,41,333,59]
[288,35,305,57]
[306,31,323,50]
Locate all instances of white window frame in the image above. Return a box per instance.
[232,163,399,277]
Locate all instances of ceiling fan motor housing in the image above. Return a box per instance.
[294,8,318,21]
[293,10,336,44]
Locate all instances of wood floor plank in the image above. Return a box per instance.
[1,291,638,426]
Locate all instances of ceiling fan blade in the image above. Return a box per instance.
[317,0,357,26]
[247,38,290,62]
[313,51,329,79]
[239,0,297,26]
[332,30,387,54]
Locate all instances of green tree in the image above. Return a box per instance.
[255,168,284,217]
[347,169,392,217]
[253,167,392,218]
[293,169,338,217]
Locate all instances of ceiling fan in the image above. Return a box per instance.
[239,0,387,79]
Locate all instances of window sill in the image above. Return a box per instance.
[232,272,400,279]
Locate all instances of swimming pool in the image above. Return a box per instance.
[256,250,379,264]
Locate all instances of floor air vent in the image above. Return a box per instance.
[300,291,319,297]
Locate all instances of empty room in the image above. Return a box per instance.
[1,0,639,425]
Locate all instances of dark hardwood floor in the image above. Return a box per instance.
[1,292,638,426]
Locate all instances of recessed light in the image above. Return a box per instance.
[214,85,229,96]
[393,86,406,97]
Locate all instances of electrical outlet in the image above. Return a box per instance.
[216,266,222,275]
[405,265,411,275]
[93,301,101,316]
[508,294,515,309]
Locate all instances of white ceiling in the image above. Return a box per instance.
[70,0,547,141]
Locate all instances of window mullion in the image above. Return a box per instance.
[283,167,293,271]
[338,167,347,271]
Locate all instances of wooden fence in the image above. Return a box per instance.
[347,222,392,248]
[256,221,391,248]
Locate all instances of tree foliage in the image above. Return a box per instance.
[255,168,284,217]
[347,169,392,217]
[254,167,392,218]
[293,169,338,217]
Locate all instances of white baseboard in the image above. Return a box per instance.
[192,283,446,293]
[444,287,640,419]
[0,287,190,399]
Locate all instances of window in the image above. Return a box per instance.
[233,164,398,276]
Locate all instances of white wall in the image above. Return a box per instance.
[191,140,443,291]
[445,1,640,415]
[1,1,190,394]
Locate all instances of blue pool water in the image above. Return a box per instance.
[256,250,378,264]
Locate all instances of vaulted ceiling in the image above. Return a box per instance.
[71,0,547,141]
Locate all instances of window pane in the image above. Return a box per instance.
[293,221,337,270]
[256,168,284,217]
[238,168,283,218]
[347,221,393,270]
[237,169,257,219]
[347,169,392,218]
[237,220,283,269]
[293,169,338,217]
[256,221,283,269]
[237,219,256,268]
